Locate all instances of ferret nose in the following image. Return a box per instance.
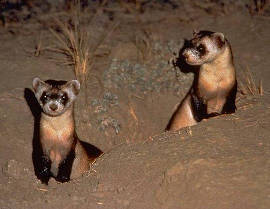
[49,104,58,111]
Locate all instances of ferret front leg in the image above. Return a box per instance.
[56,150,75,183]
[39,155,51,184]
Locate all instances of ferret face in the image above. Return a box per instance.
[32,78,80,117]
[182,31,226,66]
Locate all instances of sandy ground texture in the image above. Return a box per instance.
[0,1,270,209]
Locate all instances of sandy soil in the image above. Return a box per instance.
[0,1,270,209]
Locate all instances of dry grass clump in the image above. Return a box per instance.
[249,0,270,15]
[50,18,90,86]
[49,1,92,86]
[238,66,263,97]
[49,0,116,87]
[47,0,118,128]
[132,27,155,63]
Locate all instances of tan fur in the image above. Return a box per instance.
[71,142,90,179]
[167,32,236,131]
[168,94,197,131]
[40,104,91,179]
[197,46,236,115]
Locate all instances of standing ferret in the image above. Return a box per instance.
[167,30,237,131]
[32,77,102,183]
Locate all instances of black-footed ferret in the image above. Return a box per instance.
[167,30,237,131]
[32,77,102,183]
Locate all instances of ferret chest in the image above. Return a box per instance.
[40,114,75,153]
[197,71,219,99]
[197,65,233,100]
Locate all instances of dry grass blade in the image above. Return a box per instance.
[34,33,43,57]
[132,27,155,63]
[49,27,73,58]
[238,65,263,96]
[129,103,138,125]
[259,79,264,96]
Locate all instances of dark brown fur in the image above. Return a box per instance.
[167,31,237,131]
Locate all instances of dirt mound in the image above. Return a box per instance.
[92,96,270,209]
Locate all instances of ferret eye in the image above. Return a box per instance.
[42,94,48,100]
[197,44,205,53]
[61,95,66,100]
[40,93,49,104]
[60,94,68,104]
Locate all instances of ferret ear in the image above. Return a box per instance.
[66,80,80,95]
[32,77,46,93]
[214,32,225,41]
[213,32,225,48]
[193,29,199,36]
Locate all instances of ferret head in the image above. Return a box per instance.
[32,78,80,117]
[182,30,226,66]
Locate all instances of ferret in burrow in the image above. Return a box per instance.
[167,30,237,131]
[32,77,103,183]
